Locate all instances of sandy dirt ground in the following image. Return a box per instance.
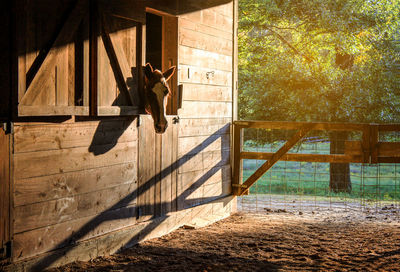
[49,209,400,272]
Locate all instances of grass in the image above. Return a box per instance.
[242,141,400,201]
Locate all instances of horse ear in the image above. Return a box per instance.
[144,63,154,79]
[163,66,176,82]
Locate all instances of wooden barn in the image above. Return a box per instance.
[0,0,237,270]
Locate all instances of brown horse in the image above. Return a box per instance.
[143,63,176,134]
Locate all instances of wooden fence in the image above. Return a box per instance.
[232,121,400,196]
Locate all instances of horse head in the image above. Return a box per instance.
[143,63,176,134]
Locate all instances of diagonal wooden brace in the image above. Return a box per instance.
[100,13,134,106]
[238,123,315,196]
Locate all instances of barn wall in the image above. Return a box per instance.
[177,2,233,208]
[7,0,236,269]
[12,118,139,261]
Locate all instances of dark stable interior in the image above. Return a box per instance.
[146,12,162,71]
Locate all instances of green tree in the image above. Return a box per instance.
[238,0,400,192]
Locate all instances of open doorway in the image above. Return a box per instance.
[145,9,178,115]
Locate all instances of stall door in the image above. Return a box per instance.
[137,115,178,222]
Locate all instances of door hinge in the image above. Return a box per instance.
[0,241,12,260]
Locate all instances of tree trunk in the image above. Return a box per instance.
[329,131,352,193]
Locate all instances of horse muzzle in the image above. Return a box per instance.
[155,122,168,134]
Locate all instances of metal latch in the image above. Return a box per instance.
[173,116,180,124]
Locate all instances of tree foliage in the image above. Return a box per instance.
[238,0,400,123]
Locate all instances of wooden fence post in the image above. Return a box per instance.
[232,124,242,196]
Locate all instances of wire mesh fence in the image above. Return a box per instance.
[238,126,400,217]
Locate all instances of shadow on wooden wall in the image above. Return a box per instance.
[31,124,230,271]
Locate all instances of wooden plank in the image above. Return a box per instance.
[370,124,379,164]
[178,65,232,86]
[163,15,178,115]
[14,182,137,234]
[89,0,98,116]
[178,150,230,174]
[83,19,90,107]
[232,125,241,195]
[16,0,27,105]
[378,157,400,163]
[18,105,89,116]
[68,42,75,106]
[234,120,367,131]
[13,204,136,261]
[212,1,234,17]
[155,133,162,218]
[171,117,178,212]
[178,134,230,157]
[14,141,137,180]
[8,195,235,269]
[100,15,134,106]
[97,31,116,107]
[179,27,232,56]
[14,163,136,207]
[362,125,371,163]
[0,129,10,253]
[378,124,400,131]
[179,6,232,32]
[178,118,231,137]
[160,116,177,215]
[161,123,172,215]
[55,45,69,106]
[136,23,144,110]
[19,1,88,107]
[137,115,156,222]
[178,165,231,195]
[14,120,137,153]
[179,17,232,40]
[378,142,400,157]
[98,106,140,116]
[240,152,363,163]
[179,101,232,118]
[239,124,314,195]
[201,8,233,31]
[179,46,232,72]
[203,180,231,199]
[181,83,232,102]
[232,0,238,121]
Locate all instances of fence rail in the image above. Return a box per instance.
[232,121,400,196]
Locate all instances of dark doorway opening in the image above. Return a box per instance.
[146,12,162,71]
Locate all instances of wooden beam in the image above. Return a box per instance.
[378,157,400,163]
[18,106,89,116]
[19,0,88,106]
[362,125,371,163]
[378,142,400,157]
[241,152,363,164]
[378,124,400,131]
[234,120,366,131]
[97,106,140,116]
[89,0,98,116]
[370,124,379,164]
[136,22,144,112]
[232,125,242,196]
[239,124,314,195]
